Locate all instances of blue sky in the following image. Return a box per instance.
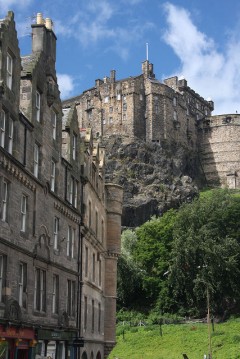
[1,0,240,114]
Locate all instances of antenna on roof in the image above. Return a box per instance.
[146,42,149,61]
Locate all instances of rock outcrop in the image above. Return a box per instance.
[103,136,205,227]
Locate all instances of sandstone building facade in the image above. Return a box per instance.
[0,11,123,359]
[63,62,240,190]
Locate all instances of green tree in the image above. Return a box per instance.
[132,209,177,310]
[169,189,240,316]
[117,230,145,309]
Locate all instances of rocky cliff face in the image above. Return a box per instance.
[103,136,205,227]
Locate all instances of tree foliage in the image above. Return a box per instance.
[118,189,240,317]
[169,189,240,316]
[117,230,145,309]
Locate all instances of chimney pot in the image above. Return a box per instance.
[36,13,43,25]
[45,18,52,30]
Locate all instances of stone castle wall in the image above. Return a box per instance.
[199,114,240,188]
[62,61,240,190]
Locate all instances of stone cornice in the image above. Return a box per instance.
[54,201,81,224]
[0,153,36,191]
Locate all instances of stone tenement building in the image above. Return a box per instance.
[63,62,240,190]
[0,11,123,359]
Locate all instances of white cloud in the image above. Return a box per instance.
[0,0,32,14]
[55,0,154,61]
[57,74,75,99]
[163,2,240,114]
[54,20,73,38]
[16,19,32,37]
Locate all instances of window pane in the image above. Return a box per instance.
[2,180,8,222]
[34,144,39,177]
[6,53,13,89]
[36,91,40,122]
[8,118,13,154]
[0,111,5,148]
[21,195,27,232]
[50,161,56,191]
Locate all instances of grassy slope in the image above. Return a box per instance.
[109,319,240,359]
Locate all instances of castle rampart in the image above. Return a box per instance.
[62,54,239,192]
[199,114,240,188]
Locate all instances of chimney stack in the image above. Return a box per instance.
[32,13,56,63]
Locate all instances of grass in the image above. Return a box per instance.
[108,318,240,359]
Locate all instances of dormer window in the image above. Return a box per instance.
[36,91,41,122]
[6,53,13,90]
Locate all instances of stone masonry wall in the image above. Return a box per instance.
[199,114,240,188]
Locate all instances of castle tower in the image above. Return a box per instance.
[142,60,155,79]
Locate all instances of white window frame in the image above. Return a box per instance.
[73,181,78,208]
[6,53,13,90]
[34,268,46,312]
[67,226,75,259]
[8,118,13,154]
[34,143,39,178]
[36,91,41,122]
[69,177,74,204]
[52,274,59,314]
[50,160,56,192]
[53,217,59,250]
[40,270,45,311]
[72,133,77,160]
[19,263,24,307]
[71,228,75,259]
[0,110,6,148]
[52,111,57,140]
[21,194,27,232]
[2,179,8,222]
